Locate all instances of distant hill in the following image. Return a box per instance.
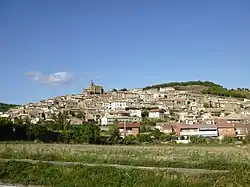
[143,81,250,99]
[0,103,19,113]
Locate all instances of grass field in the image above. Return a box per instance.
[0,143,250,186]
[0,143,250,170]
[0,161,249,187]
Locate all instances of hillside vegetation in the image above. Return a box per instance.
[0,103,19,113]
[143,81,250,99]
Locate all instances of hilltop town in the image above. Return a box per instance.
[1,80,250,141]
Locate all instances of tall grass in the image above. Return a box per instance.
[0,161,249,187]
[0,144,250,170]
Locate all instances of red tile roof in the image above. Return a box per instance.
[215,122,234,128]
[178,123,217,129]
[117,122,141,128]
[162,124,178,131]
[234,123,247,128]
[149,109,163,112]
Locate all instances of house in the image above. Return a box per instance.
[101,115,142,126]
[234,123,248,139]
[148,109,164,118]
[159,123,178,134]
[177,123,218,138]
[215,120,236,139]
[117,122,141,137]
[102,101,127,110]
[128,109,142,117]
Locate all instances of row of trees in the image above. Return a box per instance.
[0,103,19,113]
[0,112,173,145]
[142,81,250,99]
[1,112,248,145]
[143,81,222,90]
[202,87,250,99]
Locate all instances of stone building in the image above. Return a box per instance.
[84,81,104,95]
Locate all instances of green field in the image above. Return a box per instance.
[0,143,250,186]
[1,144,250,170]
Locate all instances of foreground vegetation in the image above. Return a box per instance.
[0,115,243,146]
[0,161,249,187]
[1,143,250,171]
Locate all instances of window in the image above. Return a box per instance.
[199,128,217,131]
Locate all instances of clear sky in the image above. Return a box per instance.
[0,0,250,104]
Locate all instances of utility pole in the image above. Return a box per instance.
[123,121,127,137]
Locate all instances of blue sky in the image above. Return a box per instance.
[0,0,249,104]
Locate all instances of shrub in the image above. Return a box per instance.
[222,136,236,144]
[190,135,207,144]
[137,134,152,143]
[123,135,139,145]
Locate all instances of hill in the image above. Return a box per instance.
[143,81,250,99]
[0,103,19,113]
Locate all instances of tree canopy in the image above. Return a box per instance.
[143,81,250,99]
[0,103,19,112]
[143,81,222,90]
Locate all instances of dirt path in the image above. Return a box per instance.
[0,158,229,176]
[0,183,46,187]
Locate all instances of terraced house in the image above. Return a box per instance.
[177,123,218,138]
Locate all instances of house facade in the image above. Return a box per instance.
[176,123,218,138]
[148,109,164,118]
[101,115,141,126]
[117,122,141,137]
[215,120,236,138]
[234,123,248,139]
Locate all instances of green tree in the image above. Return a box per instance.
[71,124,100,144]
[141,110,149,118]
[150,129,162,140]
[203,103,209,108]
[107,124,121,144]
[159,133,171,142]
[120,88,127,91]
[51,112,71,131]
[222,136,236,144]
[26,122,48,141]
[137,134,152,143]
[0,103,19,112]
[123,135,139,145]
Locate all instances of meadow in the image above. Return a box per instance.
[0,143,250,170]
[1,143,250,186]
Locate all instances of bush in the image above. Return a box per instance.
[190,135,207,144]
[123,135,139,145]
[137,134,152,143]
[159,133,171,142]
[70,124,100,144]
[222,136,236,144]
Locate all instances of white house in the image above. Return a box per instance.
[159,87,175,92]
[129,109,142,117]
[111,101,127,110]
[101,115,141,126]
[102,101,127,110]
[148,109,164,119]
[178,123,218,138]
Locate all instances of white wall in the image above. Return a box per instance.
[149,112,164,118]
[101,116,108,125]
[111,101,127,110]
[129,110,142,117]
[180,129,218,137]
